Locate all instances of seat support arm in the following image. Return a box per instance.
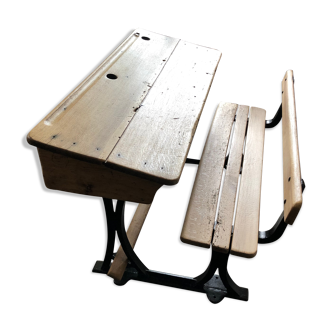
[265,103,282,128]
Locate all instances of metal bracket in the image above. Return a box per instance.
[204,275,228,303]
[265,103,282,128]
[185,158,200,165]
[258,211,287,244]
[259,179,306,243]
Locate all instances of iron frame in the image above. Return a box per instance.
[92,103,305,303]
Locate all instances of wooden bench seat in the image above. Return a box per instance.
[181,70,303,263]
[181,102,266,257]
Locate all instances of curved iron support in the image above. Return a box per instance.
[265,103,282,128]
[258,177,307,244]
[258,211,287,244]
[194,249,248,303]
[94,199,248,303]
[93,198,117,273]
[114,200,148,276]
[100,198,116,271]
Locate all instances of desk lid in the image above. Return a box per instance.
[28,29,221,185]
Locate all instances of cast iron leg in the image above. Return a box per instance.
[92,198,117,274]
[195,250,248,303]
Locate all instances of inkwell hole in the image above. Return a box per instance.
[106,74,117,80]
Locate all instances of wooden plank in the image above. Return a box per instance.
[180,102,237,248]
[28,29,179,164]
[37,148,161,204]
[231,107,266,258]
[106,40,222,185]
[108,204,151,281]
[282,70,302,225]
[212,105,249,253]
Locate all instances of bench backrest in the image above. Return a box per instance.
[282,70,302,225]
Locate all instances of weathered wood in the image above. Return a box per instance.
[180,102,237,248]
[28,29,179,165]
[38,149,161,204]
[282,70,302,225]
[106,40,222,185]
[27,30,221,189]
[108,204,151,281]
[212,105,249,253]
[231,107,266,258]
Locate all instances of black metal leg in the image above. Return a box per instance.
[92,179,305,303]
[92,198,117,274]
[101,198,116,271]
[197,251,250,303]
[92,198,248,303]
[114,200,149,276]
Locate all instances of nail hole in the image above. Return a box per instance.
[106,74,117,80]
[288,177,291,182]
[52,135,56,139]
[96,148,100,151]
[141,36,150,41]
[117,153,121,157]
[284,199,286,204]
[73,142,76,145]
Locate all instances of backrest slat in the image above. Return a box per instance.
[282,70,302,225]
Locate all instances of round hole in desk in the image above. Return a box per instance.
[106,74,118,80]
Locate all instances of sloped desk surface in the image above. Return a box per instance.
[28,29,222,203]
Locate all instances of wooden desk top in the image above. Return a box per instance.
[28,29,221,185]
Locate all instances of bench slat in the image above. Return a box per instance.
[180,102,237,248]
[231,107,266,258]
[212,105,249,253]
[282,70,302,224]
[108,203,151,280]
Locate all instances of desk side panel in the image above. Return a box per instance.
[37,149,161,204]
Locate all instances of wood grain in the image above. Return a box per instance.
[282,70,302,225]
[180,102,237,248]
[231,107,266,258]
[38,148,161,204]
[106,40,222,185]
[212,105,249,253]
[108,204,151,281]
[28,29,179,164]
[28,30,222,187]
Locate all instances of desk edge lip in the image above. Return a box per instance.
[27,133,179,185]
